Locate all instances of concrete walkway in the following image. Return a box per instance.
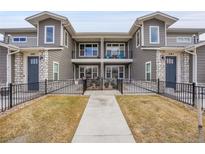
[72,90,135,143]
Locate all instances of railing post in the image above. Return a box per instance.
[157,78,160,94]
[121,79,123,94]
[45,79,48,94]
[192,82,196,106]
[9,83,13,108]
[83,79,87,94]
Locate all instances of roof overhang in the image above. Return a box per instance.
[73,32,132,41]
[167,28,205,35]
[0,27,36,35]
[20,47,64,52]
[141,46,185,51]
[0,42,19,51]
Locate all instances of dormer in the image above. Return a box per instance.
[129,11,178,47]
[26,11,75,47]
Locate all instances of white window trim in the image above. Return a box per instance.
[176,37,192,43]
[105,65,125,79]
[12,36,27,43]
[145,61,152,81]
[44,25,55,44]
[149,26,160,44]
[79,65,99,79]
[105,43,126,58]
[79,43,99,57]
[64,30,68,47]
[136,30,140,47]
[53,61,59,80]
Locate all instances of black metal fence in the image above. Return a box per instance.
[120,79,205,110]
[0,79,84,113]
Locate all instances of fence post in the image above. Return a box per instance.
[83,79,87,94]
[121,79,123,94]
[9,83,13,108]
[45,79,47,94]
[192,82,196,106]
[157,78,160,94]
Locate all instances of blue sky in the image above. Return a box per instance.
[1,11,205,40]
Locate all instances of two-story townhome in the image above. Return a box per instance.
[1,11,205,89]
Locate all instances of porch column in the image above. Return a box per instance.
[14,52,24,83]
[100,37,104,78]
[73,64,76,80]
[128,64,131,80]
[7,49,12,84]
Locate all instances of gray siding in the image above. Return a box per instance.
[131,32,157,80]
[143,19,165,47]
[167,32,197,47]
[5,32,37,47]
[47,32,73,80]
[197,46,205,83]
[39,18,61,47]
[0,46,7,83]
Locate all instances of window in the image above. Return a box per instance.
[136,31,140,47]
[106,43,125,59]
[105,65,125,79]
[145,61,151,81]
[79,43,98,57]
[149,26,159,44]
[176,37,192,43]
[53,62,59,81]
[64,30,68,47]
[79,66,98,79]
[45,25,55,44]
[12,37,27,43]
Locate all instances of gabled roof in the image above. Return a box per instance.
[129,11,179,35]
[25,11,76,35]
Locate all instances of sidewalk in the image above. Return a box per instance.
[72,90,135,143]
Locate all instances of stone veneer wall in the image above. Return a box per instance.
[156,51,165,81]
[39,51,48,81]
[14,52,24,83]
[181,53,190,83]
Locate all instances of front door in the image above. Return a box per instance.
[28,57,39,90]
[166,56,176,88]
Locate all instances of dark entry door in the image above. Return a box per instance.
[28,57,39,90]
[166,56,176,88]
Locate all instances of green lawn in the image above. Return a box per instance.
[116,95,205,143]
[0,95,89,143]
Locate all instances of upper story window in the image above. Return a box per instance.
[176,37,192,43]
[149,26,159,44]
[45,25,55,44]
[64,30,68,47]
[136,30,140,47]
[106,43,125,59]
[12,37,27,43]
[79,43,98,57]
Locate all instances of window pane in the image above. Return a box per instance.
[93,67,97,73]
[150,27,158,43]
[20,37,26,42]
[80,73,84,78]
[13,38,19,42]
[146,73,151,81]
[54,73,58,80]
[80,67,84,73]
[54,63,59,73]
[119,73,124,78]
[46,27,54,43]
